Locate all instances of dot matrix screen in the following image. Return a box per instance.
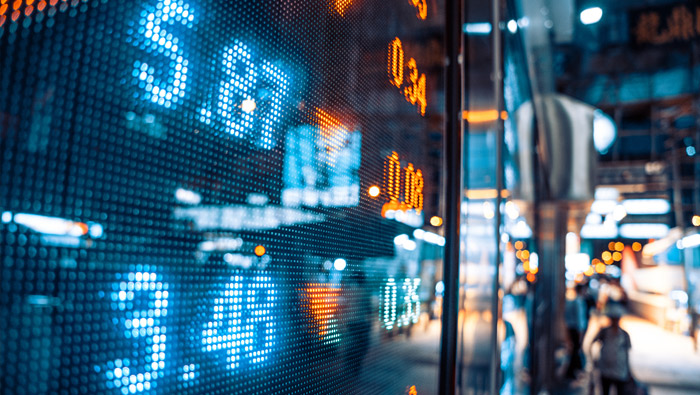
[0,0,445,393]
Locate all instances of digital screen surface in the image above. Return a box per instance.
[0,0,445,394]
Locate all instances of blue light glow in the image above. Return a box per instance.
[134,0,194,109]
[201,272,277,369]
[381,278,397,330]
[198,41,290,149]
[106,272,169,393]
[380,277,421,330]
[399,278,421,327]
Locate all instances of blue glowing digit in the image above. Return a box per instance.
[399,278,420,327]
[243,274,277,363]
[380,278,397,330]
[198,41,290,149]
[105,272,169,394]
[256,61,289,149]
[198,41,258,139]
[201,272,277,369]
[133,0,194,108]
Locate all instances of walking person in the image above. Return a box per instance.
[564,284,589,381]
[590,304,632,395]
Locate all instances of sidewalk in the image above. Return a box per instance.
[622,315,700,394]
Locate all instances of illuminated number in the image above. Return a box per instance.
[384,152,401,202]
[404,163,415,209]
[414,169,424,212]
[244,274,277,363]
[104,272,169,393]
[381,278,398,330]
[404,165,424,212]
[410,0,427,19]
[399,278,420,326]
[201,272,277,369]
[388,38,404,88]
[257,61,290,149]
[133,0,194,108]
[199,41,258,139]
[414,72,426,116]
[388,37,427,116]
[198,42,290,149]
[404,58,426,115]
[381,278,421,330]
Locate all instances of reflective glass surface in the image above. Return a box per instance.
[0,1,445,393]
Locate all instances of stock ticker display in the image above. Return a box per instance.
[0,0,445,394]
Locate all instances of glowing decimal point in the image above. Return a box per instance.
[241,99,256,113]
[430,216,442,227]
[368,185,381,198]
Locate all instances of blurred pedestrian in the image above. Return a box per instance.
[598,276,627,314]
[565,284,589,380]
[590,304,632,395]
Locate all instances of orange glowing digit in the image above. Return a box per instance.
[415,73,426,116]
[404,58,426,116]
[415,169,424,212]
[404,163,415,209]
[403,58,418,103]
[384,152,401,202]
[410,0,427,20]
[389,38,405,88]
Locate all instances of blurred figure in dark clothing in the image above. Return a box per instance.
[565,284,589,380]
[591,304,632,395]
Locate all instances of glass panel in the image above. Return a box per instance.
[0,1,445,393]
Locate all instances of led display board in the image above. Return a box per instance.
[0,0,445,393]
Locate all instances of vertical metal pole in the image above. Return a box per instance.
[489,0,504,393]
[439,0,464,392]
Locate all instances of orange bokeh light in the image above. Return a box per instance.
[254,245,266,257]
[692,215,700,227]
[632,242,642,252]
[462,110,508,123]
[430,216,443,226]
